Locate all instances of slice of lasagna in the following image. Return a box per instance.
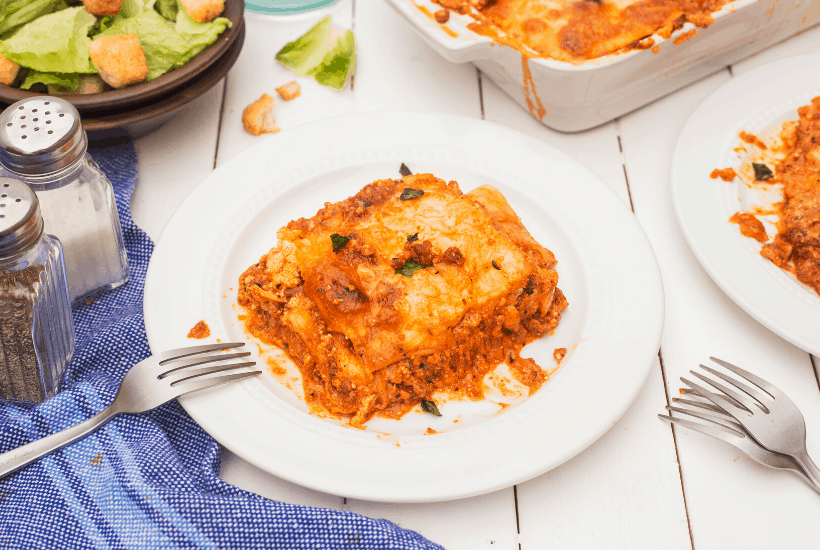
[238,174,568,426]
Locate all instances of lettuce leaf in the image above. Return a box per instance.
[275,16,355,90]
[0,0,65,39]
[0,7,96,73]
[154,0,178,20]
[95,9,230,81]
[311,28,354,91]
[20,70,80,91]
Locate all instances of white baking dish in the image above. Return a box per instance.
[386,0,820,132]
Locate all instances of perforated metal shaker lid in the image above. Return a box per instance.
[0,177,43,258]
[0,97,87,175]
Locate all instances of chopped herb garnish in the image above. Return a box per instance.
[363,201,372,207]
[586,0,601,3]
[421,399,442,416]
[400,188,424,200]
[407,233,419,242]
[396,259,426,277]
[524,279,535,295]
[399,163,413,177]
[752,163,774,181]
[492,260,501,270]
[330,233,351,252]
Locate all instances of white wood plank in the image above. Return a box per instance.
[481,77,689,550]
[344,490,519,550]
[619,60,820,550]
[352,0,481,117]
[516,362,691,550]
[215,4,356,166]
[480,75,630,207]
[219,448,344,510]
[132,82,225,242]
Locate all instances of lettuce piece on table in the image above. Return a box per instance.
[94,9,229,80]
[0,7,96,73]
[0,0,65,39]
[20,70,79,91]
[276,16,355,91]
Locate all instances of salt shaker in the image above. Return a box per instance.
[0,177,74,403]
[0,97,129,306]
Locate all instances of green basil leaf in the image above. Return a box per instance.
[407,233,418,242]
[399,163,412,177]
[752,163,774,181]
[400,188,424,200]
[330,233,351,252]
[396,259,425,278]
[421,399,442,416]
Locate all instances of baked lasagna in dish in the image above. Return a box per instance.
[433,0,732,62]
[711,97,820,296]
[237,173,568,426]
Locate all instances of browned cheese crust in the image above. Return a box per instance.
[237,174,567,426]
[433,0,731,63]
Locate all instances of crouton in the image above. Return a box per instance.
[83,0,124,16]
[0,54,20,87]
[89,34,149,89]
[179,0,224,22]
[276,81,301,101]
[242,94,279,136]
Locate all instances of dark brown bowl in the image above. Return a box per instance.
[80,18,245,143]
[0,0,244,113]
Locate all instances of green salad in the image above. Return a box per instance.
[0,0,231,93]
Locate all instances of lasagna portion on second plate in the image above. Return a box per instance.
[433,0,731,62]
[237,173,568,426]
[711,96,820,296]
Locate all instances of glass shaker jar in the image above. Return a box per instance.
[0,177,74,403]
[0,97,129,306]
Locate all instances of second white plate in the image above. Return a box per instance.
[144,112,664,502]
[672,54,820,357]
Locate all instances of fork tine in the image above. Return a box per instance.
[666,405,745,435]
[157,352,252,378]
[680,376,750,419]
[710,357,779,398]
[690,370,760,414]
[155,342,245,365]
[166,361,258,385]
[173,370,262,397]
[700,365,770,412]
[671,397,726,414]
[659,414,744,441]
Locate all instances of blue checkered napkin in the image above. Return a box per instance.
[0,143,443,550]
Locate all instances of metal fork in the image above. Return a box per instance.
[0,342,260,479]
[659,398,820,493]
[681,357,820,490]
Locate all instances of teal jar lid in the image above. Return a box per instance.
[244,0,340,15]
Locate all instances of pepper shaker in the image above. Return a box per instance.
[0,97,129,306]
[0,177,74,403]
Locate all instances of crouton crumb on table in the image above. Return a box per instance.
[242,93,280,136]
[0,54,20,87]
[276,81,301,101]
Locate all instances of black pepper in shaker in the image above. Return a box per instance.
[0,177,74,403]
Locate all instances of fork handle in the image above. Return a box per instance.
[793,449,820,493]
[0,406,118,479]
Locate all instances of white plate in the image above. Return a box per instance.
[143,112,664,502]
[672,54,820,357]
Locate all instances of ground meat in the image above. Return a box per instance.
[710,167,737,181]
[729,212,768,243]
[187,320,210,339]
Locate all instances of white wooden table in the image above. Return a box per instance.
[131,2,820,547]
